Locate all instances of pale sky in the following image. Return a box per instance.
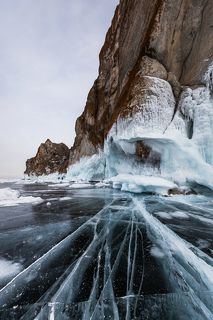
[0,0,118,178]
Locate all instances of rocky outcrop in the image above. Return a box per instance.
[69,0,213,165]
[25,0,213,177]
[25,139,70,176]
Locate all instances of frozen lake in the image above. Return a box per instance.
[0,181,212,319]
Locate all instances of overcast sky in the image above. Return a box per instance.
[0,0,118,178]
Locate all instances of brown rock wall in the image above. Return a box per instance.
[69,0,213,165]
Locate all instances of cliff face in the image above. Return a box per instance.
[69,0,213,165]
[25,139,69,176]
[25,0,213,180]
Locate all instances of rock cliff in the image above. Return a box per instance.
[69,0,213,165]
[25,139,69,176]
[25,0,213,182]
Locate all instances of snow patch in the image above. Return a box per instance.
[15,179,38,185]
[170,211,189,219]
[95,182,110,188]
[0,258,23,280]
[150,245,165,258]
[0,178,19,184]
[48,183,70,188]
[0,188,43,207]
[154,211,172,219]
[59,197,72,201]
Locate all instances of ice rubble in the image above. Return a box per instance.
[0,188,43,207]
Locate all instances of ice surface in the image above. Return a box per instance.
[0,188,43,207]
[69,183,93,189]
[59,197,72,201]
[0,185,213,319]
[48,183,70,188]
[134,198,213,319]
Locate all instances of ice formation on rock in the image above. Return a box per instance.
[106,174,177,195]
[24,74,213,195]
[24,0,213,194]
[63,77,213,193]
[66,152,106,182]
